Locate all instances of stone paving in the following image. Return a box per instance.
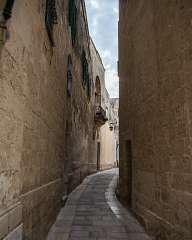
[47,169,151,240]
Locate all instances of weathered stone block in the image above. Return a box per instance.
[0,213,8,239]
[4,224,23,240]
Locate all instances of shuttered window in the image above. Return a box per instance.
[45,0,57,46]
[3,0,15,21]
[68,0,77,46]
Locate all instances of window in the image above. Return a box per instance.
[3,0,15,21]
[67,55,72,97]
[68,0,77,46]
[0,1,15,44]
[45,0,57,46]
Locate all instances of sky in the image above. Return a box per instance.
[85,0,119,98]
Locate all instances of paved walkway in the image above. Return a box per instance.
[47,169,151,240]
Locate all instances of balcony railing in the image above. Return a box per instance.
[94,106,108,126]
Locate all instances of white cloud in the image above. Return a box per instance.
[85,0,119,98]
[89,0,99,9]
[105,70,119,98]
[105,64,111,70]
[102,50,111,59]
[113,7,118,14]
[93,16,98,28]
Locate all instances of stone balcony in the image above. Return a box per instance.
[94,105,108,127]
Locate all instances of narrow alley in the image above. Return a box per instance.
[47,169,151,240]
[0,0,192,240]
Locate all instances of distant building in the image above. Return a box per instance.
[110,98,119,166]
[90,38,119,171]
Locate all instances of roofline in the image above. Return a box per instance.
[81,0,91,57]
[81,0,89,37]
[90,37,105,71]
[105,87,110,98]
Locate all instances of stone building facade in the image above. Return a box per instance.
[99,90,117,170]
[0,0,95,239]
[64,0,95,193]
[90,39,118,171]
[110,98,119,166]
[119,1,192,240]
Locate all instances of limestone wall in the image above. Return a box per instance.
[64,0,96,192]
[99,92,117,170]
[90,39,118,172]
[0,0,94,239]
[89,39,105,172]
[90,38,106,108]
[119,0,192,239]
[99,123,116,170]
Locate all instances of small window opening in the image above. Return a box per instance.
[45,0,57,46]
[3,0,15,21]
[68,0,77,46]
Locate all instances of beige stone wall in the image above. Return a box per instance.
[99,92,118,170]
[89,39,105,172]
[119,0,192,239]
[0,0,69,240]
[99,123,116,170]
[90,39,118,172]
[64,0,96,192]
[90,39,106,107]
[110,98,119,164]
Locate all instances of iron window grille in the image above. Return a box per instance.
[45,0,57,46]
[68,0,77,46]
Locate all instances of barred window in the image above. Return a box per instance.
[67,55,72,97]
[3,0,15,21]
[68,0,77,46]
[45,0,57,46]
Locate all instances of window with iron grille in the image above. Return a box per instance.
[68,0,77,46]
[67,55,73,97]
[45,0,57,46]
[3,0,15,21]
